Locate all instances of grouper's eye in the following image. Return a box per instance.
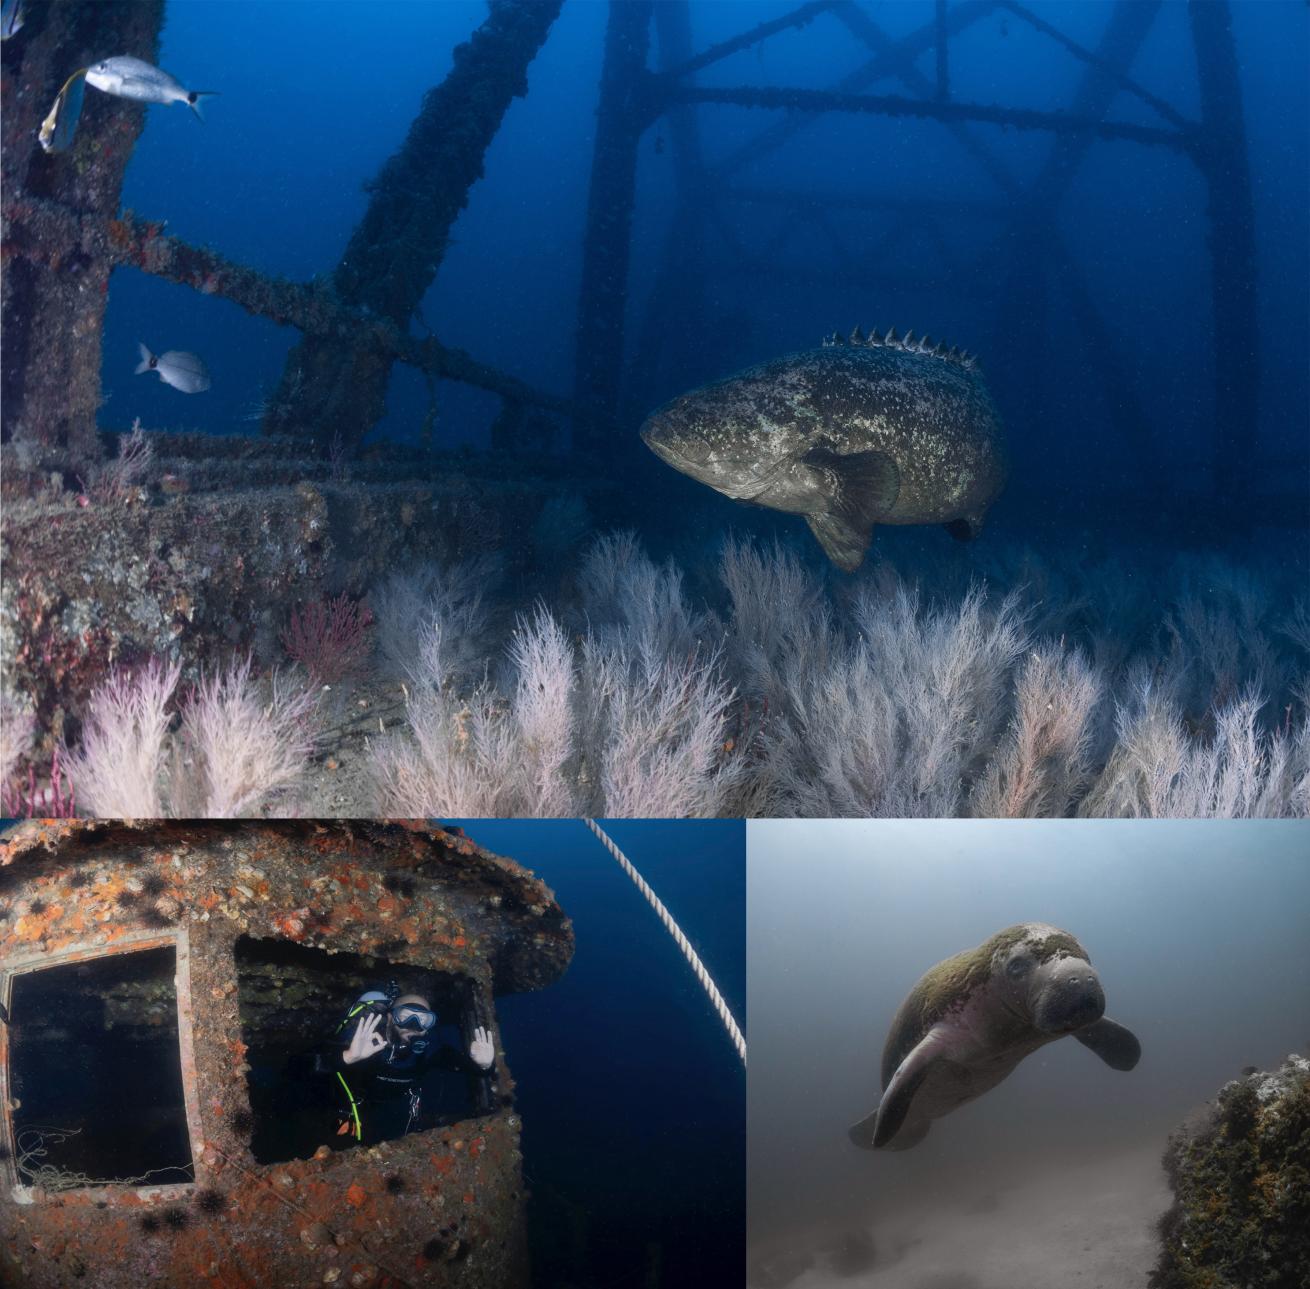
[1006,954,1033,978]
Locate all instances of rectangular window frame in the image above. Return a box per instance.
[0,928,204,1205]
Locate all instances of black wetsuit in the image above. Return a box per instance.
[325,1012,486,1147]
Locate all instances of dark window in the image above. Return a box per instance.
[7,945,193,1191]
[232,936,493,1164]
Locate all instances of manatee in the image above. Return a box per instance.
[640,327,1008,572]
[849,922,1141,1151]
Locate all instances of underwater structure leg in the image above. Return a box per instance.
[572,0,654,454]
[263,0,563,459]
[626,0,710,415]
[0,0,163,485]
[1187,0,1259,537]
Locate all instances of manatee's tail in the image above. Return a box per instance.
[187,90,218,121]
[135,342,154,375]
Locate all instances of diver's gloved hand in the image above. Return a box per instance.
[469,1026,494,1070]
[343,1012,388,1065]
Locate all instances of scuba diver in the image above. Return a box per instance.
[323,984,495,1147]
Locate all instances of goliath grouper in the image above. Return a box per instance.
[640,327,1008,572]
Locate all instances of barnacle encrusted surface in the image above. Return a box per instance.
[0,820,574,1289]
[1151,1053,1310,1289]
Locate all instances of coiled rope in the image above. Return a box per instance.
[584,818,746,1067]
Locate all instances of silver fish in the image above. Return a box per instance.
[84,56,216,119]
[641,328,1008,572]
[38,69,87,154]
[1,0,23,40]
[136,343,211,394]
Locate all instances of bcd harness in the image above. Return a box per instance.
[333,1001,423,1141]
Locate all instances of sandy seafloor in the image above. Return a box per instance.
[753,1144,1169,1289]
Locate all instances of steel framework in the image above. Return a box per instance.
[574,0,1290,532]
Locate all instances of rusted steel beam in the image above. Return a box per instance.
[828,1,1021,197]
[572,0,654,452]
[722,187,1008,219]
[0,0,165,471]
[2,197,572,417]
[672,84,1191,151]
[710,0,1001,180]
[266,0,564,457]
[1049,242,1168,492]
[1188,0,1258,533]
[992,2,1165,489]
[625,0,712,418]
[656,0,839,82]
[717,260,997,302]
[1019,0,1165,216]
[998,0,1193,132]
[935,0,949,101]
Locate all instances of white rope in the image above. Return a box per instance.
[584,818,746,1067]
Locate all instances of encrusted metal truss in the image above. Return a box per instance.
[0,0,567,474]
[0,0,1296,532]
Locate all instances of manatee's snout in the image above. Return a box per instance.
[1033,958,1105,1034]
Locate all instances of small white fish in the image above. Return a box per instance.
[84,56,217,119]
[1,0,23,40]
[136,343,211,394]
[38,69,88,154]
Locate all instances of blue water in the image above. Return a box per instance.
[100,0,1307,554]
[448,818,746,1288]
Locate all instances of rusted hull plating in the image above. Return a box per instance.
[0,820,574,1289]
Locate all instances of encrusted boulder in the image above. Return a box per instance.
[1151,1054,1310,1289]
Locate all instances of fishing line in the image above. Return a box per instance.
[583,818,746,1068]
[15,1124,193,1192]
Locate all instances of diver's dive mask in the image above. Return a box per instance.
[390,1004,437,1052]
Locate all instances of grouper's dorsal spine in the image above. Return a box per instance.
[821,325,979,372]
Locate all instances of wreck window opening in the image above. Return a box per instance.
[2,942,195,1196]
[233,936,494,1165]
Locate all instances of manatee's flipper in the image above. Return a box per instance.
[849,1028,943,1150]
[944,517,980,541]
[806,512,873,572]
[847,1107,880,1149]
[849,1107,929,1152]
[1073,1017,1141,1071]
[801,447,900,526]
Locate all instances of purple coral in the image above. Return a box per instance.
[281,593,373,685]
[1,746,77,818]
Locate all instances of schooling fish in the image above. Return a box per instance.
[136,343,211,394]
[84,56,217,119]
[640,327,1008,572]
[1,0,23,40]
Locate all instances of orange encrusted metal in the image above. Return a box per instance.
[0,820,574,1289]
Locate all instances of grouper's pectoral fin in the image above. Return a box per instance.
[1073,1017,1141,1071]
[806,512,872,572]
[800,447,900,572]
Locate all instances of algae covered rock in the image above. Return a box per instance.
[1151,1054,1310,1289]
